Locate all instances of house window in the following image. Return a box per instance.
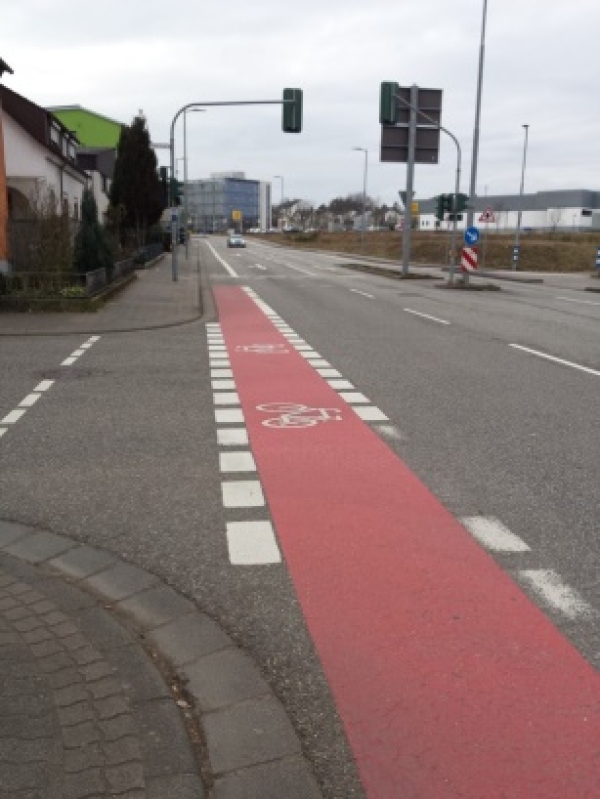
[68,140,76,160]
[73,199,79,220]
[581,209,592,217]
[62,196,69,216]
[61,137,68,157]
[50,124,60,146]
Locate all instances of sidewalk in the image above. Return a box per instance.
[0,249,202,336]
[0,519,321,799]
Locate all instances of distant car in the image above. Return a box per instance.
[227,235,246,248]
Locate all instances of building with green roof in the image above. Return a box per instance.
[47,105,124,148]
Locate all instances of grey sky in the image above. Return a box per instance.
[3,0,599,206]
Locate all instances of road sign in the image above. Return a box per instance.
[595,246,600,271]
[410,202,419,215]
[464,226,480,246]
[479,207,496,223]
[461,246,478,272]
[380,125,440,164]
[232,210,242,221]
[513,246,520,263]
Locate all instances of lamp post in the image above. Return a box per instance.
[513,124,529,270]
[352,147,368,251]
[466,0,489,230]
[273,175,284,227]
[183,108,205,257]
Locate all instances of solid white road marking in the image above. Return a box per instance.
[61,357,77,366]
[353,406,389,422]
[403,308,450,325]
[1,409,27,424]
[510,344,600,377]
[555,296,600,307]
[221,480,265,508]
[518,569,596,620]
[226,521,281,565]
[461,516,530,553]
[217,428,249,446]
[215,409,245,424]
[219,452,257,473]
[34,380,54,392]
[19,394,41,408]
[204,241,239,277]
[350,289,375,299]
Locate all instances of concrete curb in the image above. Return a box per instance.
[0,520,322,799]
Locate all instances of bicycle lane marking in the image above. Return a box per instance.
[215,284,600,798]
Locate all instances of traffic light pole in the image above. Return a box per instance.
[401,85,418,277]
[393,92,462,283]
[169,98,295,281]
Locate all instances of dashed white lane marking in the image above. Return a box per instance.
[217,428,249,446]
[61,357,78,366]
[71,349,85,357]
[353,406,389,422]
[294,345,313,351]
[211,369,234,378]
[375,424,404,441]
[509,344,600,378]
[306,358,331,368]
[219,452,257,473]
[555,296,600,307]
[34,380,54,392]
[215,409,245,424]
[214,392,241,406]
[0,428,6,438]
[339,392,370,404]
[300,351,320,359]
[210,360,231,368]
[19,394,42,408]
[403,308,451,325]
[461,516,531,553]
[226,521,281,565]
[350,289,375,299]
[222,480,265,508]
[518,569,596,620]
[327,379,354,390]
[318,368,342,378]
[281,262,317,277]
[212,379,236,390]
[205,240,239,277]
[1,409,26,424]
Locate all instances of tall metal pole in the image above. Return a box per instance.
[183,109,189,259]
[353,147,368,251]
[466,0,488,229]
[274,175,284,224]
[401,84,418,276]
[513,124,529,270]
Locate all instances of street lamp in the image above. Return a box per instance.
[466,0,489,229]
[273,175,284,227]
[352,147,368,251]
[513,124,529,270]
[183,108,205,257]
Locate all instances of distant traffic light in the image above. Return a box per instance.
[282,88,303,133]
[169,177,183,207]
[379,81,399,125]
[454,193,469,213]
[435,194,452,221]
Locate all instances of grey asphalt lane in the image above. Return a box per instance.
[204,236,600,666]
[0,287,363,798]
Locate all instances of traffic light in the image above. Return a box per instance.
[282,88,303,133]
[169,178,183,207]
[380,81,399,125]
[435,194,452,221]
[455,193,469,213]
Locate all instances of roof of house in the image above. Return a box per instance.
[1,86,88,178]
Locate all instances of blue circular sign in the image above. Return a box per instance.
[464,226,480,246]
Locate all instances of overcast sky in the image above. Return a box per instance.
[3,1,599,207]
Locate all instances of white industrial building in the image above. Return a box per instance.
[416,190,600,233]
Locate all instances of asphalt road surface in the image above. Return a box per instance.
[1,236,599,798]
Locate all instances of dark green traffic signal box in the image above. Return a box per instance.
[282,88,303,133]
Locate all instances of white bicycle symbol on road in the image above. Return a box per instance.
[257,402,343,428]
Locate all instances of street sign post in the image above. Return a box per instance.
[595,246,600,272]
[461,247,479,273]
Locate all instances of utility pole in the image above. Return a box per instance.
[466,0,489,230]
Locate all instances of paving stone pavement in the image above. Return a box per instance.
[0,520,322,799]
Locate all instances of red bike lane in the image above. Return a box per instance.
[216,286,600,798]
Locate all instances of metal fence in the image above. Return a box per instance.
[0,259,135,299]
